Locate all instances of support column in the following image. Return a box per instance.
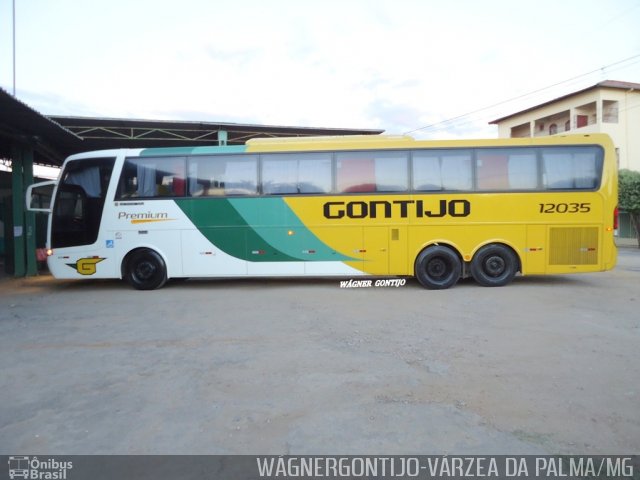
[9,144,37,277]
[23,147,37,276]
[596,99,603,129]
[11,145,25,277]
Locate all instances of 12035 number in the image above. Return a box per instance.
[539,202,591,213]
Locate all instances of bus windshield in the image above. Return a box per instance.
[51,157,115,248]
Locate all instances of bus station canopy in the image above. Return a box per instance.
[1,87,383,168]
[0,88,80,167]
[0,87,382,277]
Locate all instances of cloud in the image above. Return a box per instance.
[4,0,639,140]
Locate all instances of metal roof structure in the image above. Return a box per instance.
[1,87,383,167]
[49,115,384,157]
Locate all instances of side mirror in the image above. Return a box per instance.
[25,181,57,213]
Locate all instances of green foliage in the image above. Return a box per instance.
[619,169,640,213]
[619,169,640,247]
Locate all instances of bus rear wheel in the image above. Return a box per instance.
[414,245,462,290]
[124,248,167,290]
[470,244,518,287]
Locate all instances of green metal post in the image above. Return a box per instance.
[23,147,37,276]
[10,145,25,277]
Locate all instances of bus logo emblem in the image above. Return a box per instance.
[8,456,29,479]
[66,257,106,275]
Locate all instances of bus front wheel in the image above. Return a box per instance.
[414,245,462,290]
[470,244,518,287]
[124,248,168,290]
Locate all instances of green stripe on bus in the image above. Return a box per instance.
[175,197,352,262]
[140,145,246,156]
[228,198,352,261]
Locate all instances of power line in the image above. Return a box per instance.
[413,57,640,137]
[403,53,640,136]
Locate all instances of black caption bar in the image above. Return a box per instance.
[2,455,638,480]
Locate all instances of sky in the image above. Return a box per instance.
[1,0,640,140]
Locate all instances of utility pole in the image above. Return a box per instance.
[12,0,16,95]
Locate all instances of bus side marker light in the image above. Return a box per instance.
[288,230,295,236]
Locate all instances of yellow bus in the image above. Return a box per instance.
[26,133,617,289]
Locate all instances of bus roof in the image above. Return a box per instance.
[65,133,614,160]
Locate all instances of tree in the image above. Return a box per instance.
[618,169,640,248]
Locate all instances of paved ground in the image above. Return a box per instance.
[1,247,639,454]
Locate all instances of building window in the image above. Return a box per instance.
[575,102,596,128]
[603,100,619,123]
[549,124,558,135]
[576,115,589,128]
[510,123,530,138]
[565,120,570,132]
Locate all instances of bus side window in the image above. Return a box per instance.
[542,147,601,190]
[298,155,331,193]
[117,157,186,198]
[476,153,509,190]
[476,149,538,190]
[337,156,376,193]
[412,154,443,191]
[413,150,472,191]
[337,151,408,193]
[261,153,332,195]
[156,158,186,197]
[188,155,258,197]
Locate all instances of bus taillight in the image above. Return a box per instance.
[614,206,619,230]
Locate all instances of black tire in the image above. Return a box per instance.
[124,249,167,290]
[414,245,462,290]
[470,244,518,287]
